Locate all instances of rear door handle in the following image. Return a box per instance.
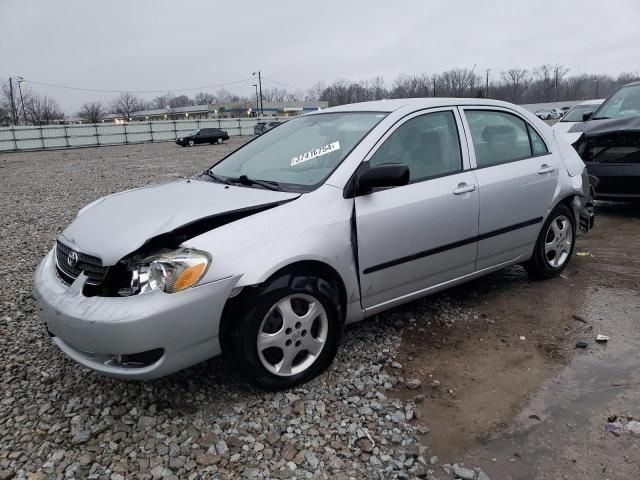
[538,164,556,175]
[453,183,476,195]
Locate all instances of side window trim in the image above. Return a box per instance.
[361,107,470,186]
[458,106,551,170]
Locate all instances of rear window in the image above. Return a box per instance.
[465,110,548,167]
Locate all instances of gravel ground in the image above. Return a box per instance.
[0,141,445,480]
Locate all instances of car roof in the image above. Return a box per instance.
[317,97,524,114]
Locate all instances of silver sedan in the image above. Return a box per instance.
[34,98,594,390]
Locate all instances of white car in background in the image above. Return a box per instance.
[535,108,563,120]
[552,99,604,144]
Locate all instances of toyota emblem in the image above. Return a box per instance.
[67,251,78,267]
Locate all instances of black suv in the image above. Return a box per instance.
[254,121,283,135]
[176,128,229,147]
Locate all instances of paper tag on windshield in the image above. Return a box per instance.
[291,141,340,166]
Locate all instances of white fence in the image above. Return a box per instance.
[0,117,289,152]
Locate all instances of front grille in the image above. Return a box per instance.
[55,241,108,286]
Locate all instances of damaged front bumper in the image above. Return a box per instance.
[34,249,240,379]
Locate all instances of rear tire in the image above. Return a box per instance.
[525,203,576,279]
[227,271,342,391]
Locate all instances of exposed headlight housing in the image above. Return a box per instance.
[130,249,210,294]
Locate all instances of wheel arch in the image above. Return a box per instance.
[219,259,348,354]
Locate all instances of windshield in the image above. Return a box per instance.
[210,112,386,190]
[561,104,599,122]
[592,84,640,120]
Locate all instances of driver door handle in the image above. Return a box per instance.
[453,183,476,195]
[538,164,556,175]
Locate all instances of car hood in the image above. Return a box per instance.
[571,116,640,160]
[60,179,300,265]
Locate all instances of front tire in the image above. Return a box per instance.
[227,271,342,390]
[525,203,575,279]
[217,137,224,144]
[188,140,195,147]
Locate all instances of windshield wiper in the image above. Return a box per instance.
[203,170,234,185]
[591,116,611,120]
[227,174,282,191]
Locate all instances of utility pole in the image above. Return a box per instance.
[8,77,17,125]
[485,69,490,98]
[253,71,263,115]
[432,76,437,97]
[554,68,559,102]
[594,78,599,98]
[17,77,27,125]
[252,84,259,115]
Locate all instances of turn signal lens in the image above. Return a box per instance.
[172,262,207,292]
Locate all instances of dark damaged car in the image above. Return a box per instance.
[571,81,640,203]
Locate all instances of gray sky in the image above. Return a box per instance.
[1,0,639,114]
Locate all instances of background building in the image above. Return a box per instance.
[102,100,328,123]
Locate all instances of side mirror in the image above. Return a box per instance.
[582,111,593,122]
[357,163,410,194]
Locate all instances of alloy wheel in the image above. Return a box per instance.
[544,215,573,267]
[257,294,328,377]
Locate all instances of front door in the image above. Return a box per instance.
[355,108,479,310]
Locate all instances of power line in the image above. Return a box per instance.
[261,76,306,91]
[23,77,255,94]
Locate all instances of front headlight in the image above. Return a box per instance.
[131,249,210,294]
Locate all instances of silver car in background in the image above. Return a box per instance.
[34,98,594,390]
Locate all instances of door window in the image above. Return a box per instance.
[369,111,462,182]
[464,110,545,167]
[528,125,548,156]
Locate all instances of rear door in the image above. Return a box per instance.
[460,107,559,270]
[355,108,479,310]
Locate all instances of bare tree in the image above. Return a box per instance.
[110,92,146,119]
[438,68,478,97]
[366,76,388,100]
[531,64,555,102]
[168,95,194,108]
[262,87,303,102]
[78,101,105,123]
[212,88,240,103]
[305,82,326,101]
[25,95,64,125]
[501,68,529,102]
[390,74,430,98]
[194,92,217,105]
[150,94,171,109]
[0,79,34,125]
